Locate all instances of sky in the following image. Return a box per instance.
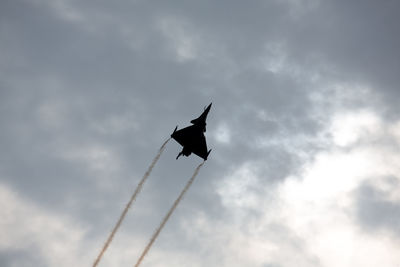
[1,0,400,266]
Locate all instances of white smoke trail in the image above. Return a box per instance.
[92,138,170,267]
[134,161,205,267]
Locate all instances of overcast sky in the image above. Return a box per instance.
[1,0,400,266]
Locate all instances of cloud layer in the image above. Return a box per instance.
[1,0,400,266]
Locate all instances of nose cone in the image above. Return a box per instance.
[191,103,212,126]
[202,103,212,118]
[205,103,212,112]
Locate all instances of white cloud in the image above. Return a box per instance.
[330,110,382,147]
[34,0,85,24]
[0,182,154,267]
[216,162,260,210]
[213,123,231,144]
[275,0,321,18]
[191,108,400,267]
[59,143,122,191]
[0,183,87,266]
[277,110,400,267]
[157,17,200,62]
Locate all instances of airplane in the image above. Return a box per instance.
[171,103,212,160]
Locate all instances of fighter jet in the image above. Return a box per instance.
[171,103,212,160]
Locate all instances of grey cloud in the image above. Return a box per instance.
[355,176,400,236]
[282,1,400,114]
[2,0,400,266]
[0,248,46,267]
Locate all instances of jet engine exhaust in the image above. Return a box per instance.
[134,161,205,267]
[92,138,170,267]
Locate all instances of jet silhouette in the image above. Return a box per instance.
[171,103,212,160]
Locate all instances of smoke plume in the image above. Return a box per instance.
[93,138,170,267]
[134,161,205,267]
